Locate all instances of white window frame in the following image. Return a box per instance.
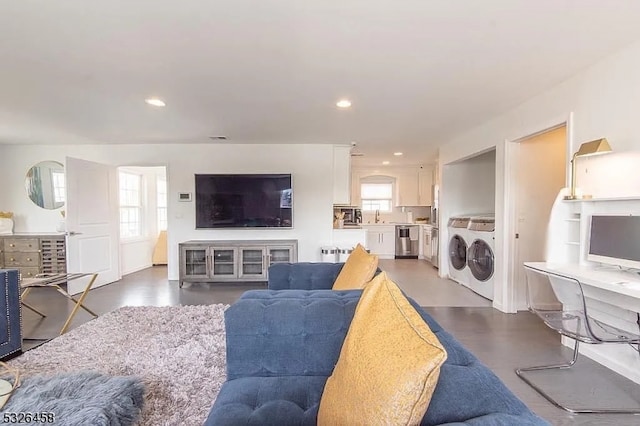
[360,177,394,212]
[119,171,143,239]
[157,177,167,232]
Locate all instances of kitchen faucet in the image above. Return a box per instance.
[374,209,380,223]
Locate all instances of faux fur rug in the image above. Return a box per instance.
[8,305,229,426]
[2,371,144,425]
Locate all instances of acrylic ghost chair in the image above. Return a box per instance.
[516,265,640,414]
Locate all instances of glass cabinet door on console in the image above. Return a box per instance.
[182,246,209,278]
[210,247,238,280]
[179,239,298,286]
[239,247,267,279]
[268,247,293,267]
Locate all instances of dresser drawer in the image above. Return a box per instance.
[4,252,40,267]
[3,238,39,252]
[19,267,41,279]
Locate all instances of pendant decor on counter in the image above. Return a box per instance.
[0,211,14,235]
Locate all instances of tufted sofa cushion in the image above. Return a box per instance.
[267,263,345,290]
[267,262,384,290]
[226,290,361,380]
[207,290,549,426]
[206,376,322,426]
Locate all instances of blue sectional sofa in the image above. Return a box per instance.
[206,263,549,425]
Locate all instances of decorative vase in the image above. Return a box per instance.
[0,218,14,235]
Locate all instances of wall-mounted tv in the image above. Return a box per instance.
[195,174,292,229]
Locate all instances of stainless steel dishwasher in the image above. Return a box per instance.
[395,225,419,259]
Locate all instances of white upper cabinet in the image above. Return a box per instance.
[395,172,419,207]
[350,169,363,207]
[418,168,433,206]
[333,145,351,205]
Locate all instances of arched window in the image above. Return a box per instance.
[360,176,394,212]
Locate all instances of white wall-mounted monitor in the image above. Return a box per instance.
[588,215,640,270]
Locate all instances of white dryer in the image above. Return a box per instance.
[447,216,472,287]
[467,216,495,300]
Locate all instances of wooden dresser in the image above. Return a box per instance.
[0,233,66,279]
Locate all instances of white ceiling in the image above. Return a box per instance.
[2,0,640,166]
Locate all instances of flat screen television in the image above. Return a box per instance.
[195,174,292,228]
[588,215,640,270]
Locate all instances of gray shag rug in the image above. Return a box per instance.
[8,305,228,426]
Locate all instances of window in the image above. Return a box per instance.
[361,181,393,212]
[119,172,142,238]
[51,171,66,204]
[157,177,167,232]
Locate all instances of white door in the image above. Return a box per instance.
[65,157,120,294]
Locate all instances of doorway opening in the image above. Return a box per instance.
[117,166,168,278]
[506,124,568,311]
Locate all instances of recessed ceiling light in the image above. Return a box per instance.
[393,152,403,156]
[382,161,390,165]
[145,98,166,107]
[336,99,352,108]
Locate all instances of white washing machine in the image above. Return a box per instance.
[467,216,495,300]
[447,216,472,287]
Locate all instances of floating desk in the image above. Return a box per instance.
[524,262,640,384]
[21,273,99,335]
[524,262,640,312]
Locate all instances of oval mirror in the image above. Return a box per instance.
[25,161,66,209]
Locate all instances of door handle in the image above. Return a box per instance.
[66,231,83,236]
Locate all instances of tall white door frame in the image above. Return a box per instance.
[501,113,574,313]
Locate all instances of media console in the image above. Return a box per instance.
[178,239,298,287]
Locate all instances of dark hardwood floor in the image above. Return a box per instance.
[19,263,640,425]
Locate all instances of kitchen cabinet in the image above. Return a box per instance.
[395,172,419,207]
[363,225,395,259]
[179,240,298,287]
[333,145,352,205]
[350,169,364,207]
[418,169,433,206]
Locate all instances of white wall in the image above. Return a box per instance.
[438,39,640,312]
[442,149,496,217]
[0,143,334,280]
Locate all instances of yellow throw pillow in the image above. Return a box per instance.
[318,272,447,425]
[332,244,379,290]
